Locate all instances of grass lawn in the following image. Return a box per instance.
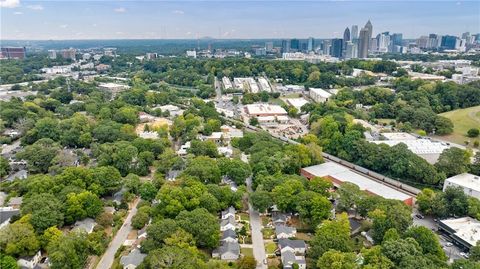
[269,97,286,106]
[261,216,270,227]
[241,247,254,258]
[438,105,480,145]
[376,118,396,125]
[295,232,313,242]
[239,213,250,222]
[265,242,278,254]
[284,93,302,98]
[262,228,275,239]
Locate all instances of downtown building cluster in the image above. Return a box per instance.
[279,20,480,59]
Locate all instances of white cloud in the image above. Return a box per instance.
[59,24,68,29]
[172,10,184,15]
[0,0,20,8]
[27,4,43,10]
[114,7,126,13]
[13,11,22,14]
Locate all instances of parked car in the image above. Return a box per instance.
[415,214,424,219]
[446,243,453,247]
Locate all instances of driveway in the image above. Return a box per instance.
[247,177,267,269]
[96,198,140,269]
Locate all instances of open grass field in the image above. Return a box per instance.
[438,105,480,145]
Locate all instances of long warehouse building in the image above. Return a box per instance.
[301,162,414,205]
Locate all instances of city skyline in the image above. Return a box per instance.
[1,0,479,40]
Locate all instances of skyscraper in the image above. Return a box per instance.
[343,27,351,47]
[330,38,343,58]
[290,39,300,51]
[390,33,403,53]
[344,41,357,59]
[358,20,373,58]
[441,35,457,50]
[322,39,331,55]
[281,40,290,53]
[351,25,359,40]
[307,37,315,52]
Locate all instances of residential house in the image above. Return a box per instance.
[275,225,297,239]
[220,216,237,231]
[0,207,20,229]
[5,169,28,182]
[17,251,42,269]
[73,218,96,234]
[281,250,306,269]
[272,212,288,226]
[278,239,307,255]
[120,248,146,269]
[137,226,147,239]
[221,229,238,243]
[213,242,240,261]
[221,206,236,220]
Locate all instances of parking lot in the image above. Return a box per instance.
[412,208,465,262]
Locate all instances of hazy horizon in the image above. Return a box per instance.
[1,0,479,40]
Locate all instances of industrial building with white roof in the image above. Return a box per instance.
[301,162,414,205]
[443,173,480,200]
[438,217,480,250]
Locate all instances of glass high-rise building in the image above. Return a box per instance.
[351,25,359,40]
[441,35,458,50]
[330,38,343,58]
[358,20,373,58]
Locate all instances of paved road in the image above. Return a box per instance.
[246,177,267,269]
[96,198,140,269]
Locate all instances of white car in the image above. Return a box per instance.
[446,243,453,247]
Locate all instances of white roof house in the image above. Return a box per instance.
[245,104,287,117]
[301,162,413,205]
[309,88,332,103]
[443,173,480,200]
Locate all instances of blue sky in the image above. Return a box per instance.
[1,0,479,40]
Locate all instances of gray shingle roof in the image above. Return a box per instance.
[278,239,306,250]
[221,229,237,240]
[219,242,240,255]
[120,249,146,267]
[0,208,20,224]
[220,216,236,227]
[275,225,296,236]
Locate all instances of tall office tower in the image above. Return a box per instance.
[61,48,76,60]
[416,36,429,49]
[300,40,308,51]
[344,41,357,59]
[390,33,403,53]
[441,35,458,50]
[330,38,343,58]
[343,27,351,48]
[358,28,369,58]
[265,42,274,52]
[358,20,373,58]
[290,39,300,51]
[377,32,390,53]
[307,37,315,52]
[1,47,26,59]
[351,25,359,40]
[462,32,470,40]
[281,40,290,53]
[322,39,331,55]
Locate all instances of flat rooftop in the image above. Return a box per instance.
[381,132,417,140]
[370,139,449,155]
[440,217,480,247]
[445,173,480,191]
[285,98,309,110]
[245,104,287,116]
[310,88,332,98]
[302,162,412,202]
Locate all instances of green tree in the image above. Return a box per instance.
[175,208,219,249]
[250,190,273,213]
[435,147,471,177]
[469,241,480,262]
[468,128,480,138]
[0,254,19,269]
[317,250,359,269]
[0,156,10,178]
[0,219,40,257]
[48,231,90,269]
[139,182,157,202]
[296,191,332,226]
[404,226,447,261]
[16,138,60,173]
[21,193,64,232]
[237,256,257,269]
[65,191,102,224]
[309,213,352,260]
[183,156,221,184]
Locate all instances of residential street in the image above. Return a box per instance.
[96,198,140,269]
[246,176,267,269]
